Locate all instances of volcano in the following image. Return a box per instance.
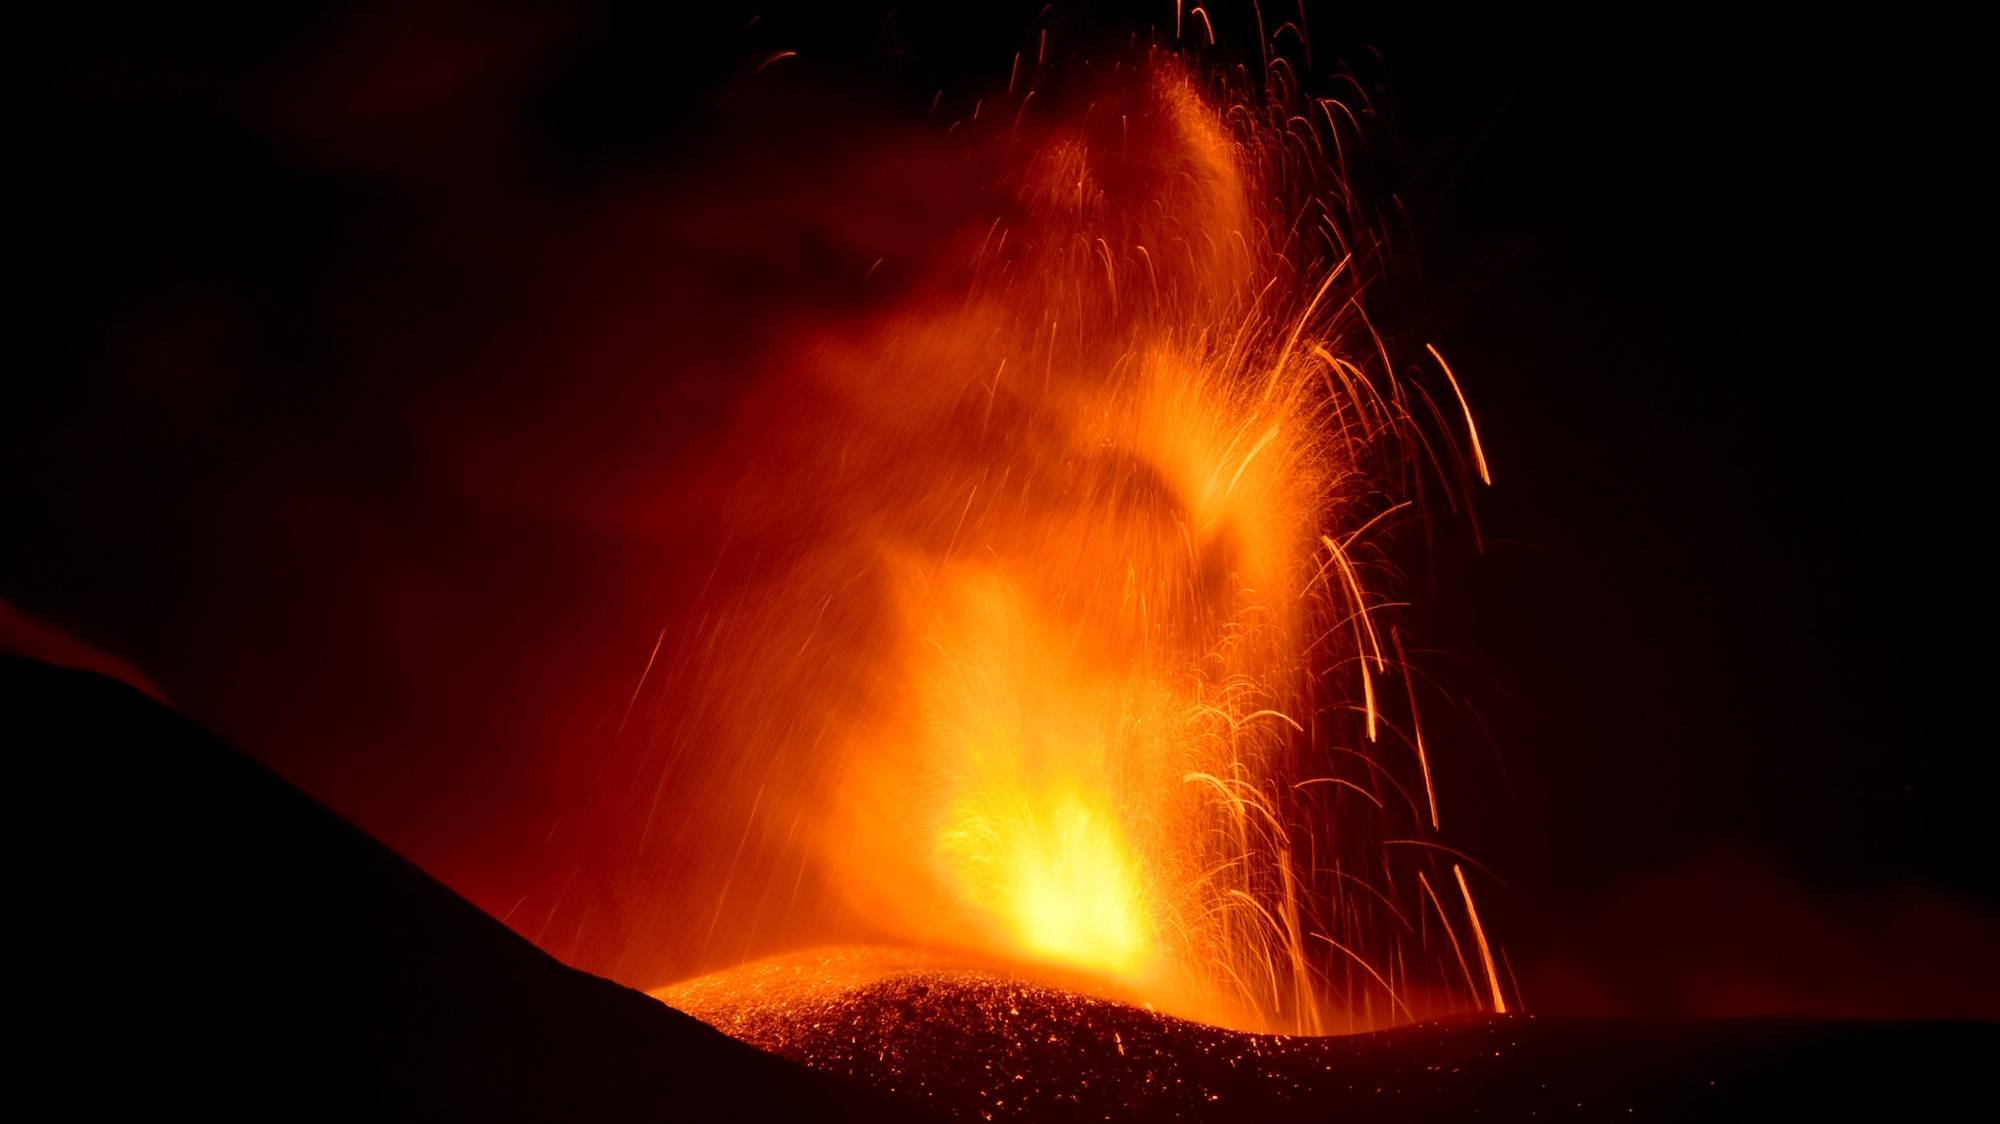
[10,657,1990,1121]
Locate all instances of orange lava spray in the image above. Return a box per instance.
[653,41,1503,1035]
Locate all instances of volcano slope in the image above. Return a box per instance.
[661,946,1995,1122]
[3,656,930,1121]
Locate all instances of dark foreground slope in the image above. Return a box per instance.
[3,657,928,1121]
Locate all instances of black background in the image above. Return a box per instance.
[12,2,1994,1017]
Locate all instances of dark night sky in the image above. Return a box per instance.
[12,2,1995,1017]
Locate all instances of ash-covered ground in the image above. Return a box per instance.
[662,947,1995,1122]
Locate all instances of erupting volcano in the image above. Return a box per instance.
[641,45,1502,1037]
[26,3,1997,1120]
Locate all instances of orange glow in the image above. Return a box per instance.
[944,789,1156,977]
[653,54,1502,1035]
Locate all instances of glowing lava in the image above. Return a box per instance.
[651,48,1503,1035]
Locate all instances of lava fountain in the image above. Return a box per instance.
[647,45,1501,1036]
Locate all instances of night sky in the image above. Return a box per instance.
[13,2,1994,1018]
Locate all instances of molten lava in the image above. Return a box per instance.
[651,50,1502,1035]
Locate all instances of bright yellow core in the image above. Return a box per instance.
[939,786,1156,981]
